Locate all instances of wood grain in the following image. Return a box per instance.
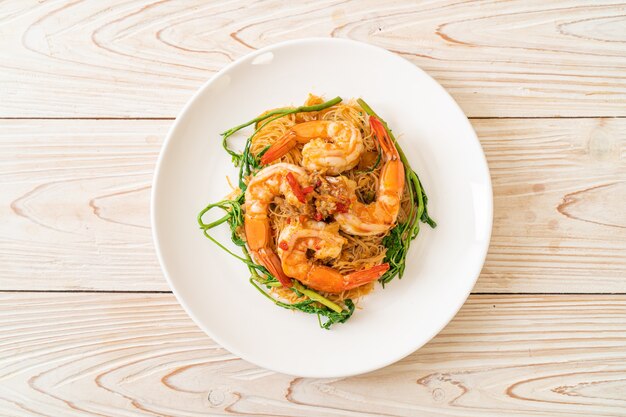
[1,0,626,118]
[474,117,626,292]
[0,120,165,291]
[0,293,625,417]
[2,2,625,415]
[1,118,623,292]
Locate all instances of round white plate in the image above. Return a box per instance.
[152,38,492,378]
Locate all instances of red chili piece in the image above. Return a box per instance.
[285,172,306,203]
[301,186,314,195]
[278,241,289,251]
[335,202,349,213]
[314,212,323,221]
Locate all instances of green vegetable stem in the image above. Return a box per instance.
[197,96,435,328]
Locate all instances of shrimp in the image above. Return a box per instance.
[260,121,364,175]
[335,116,405,235]
[277,220,389,293]
[244,163,311,287]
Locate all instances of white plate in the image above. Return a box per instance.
[151,38,492,378]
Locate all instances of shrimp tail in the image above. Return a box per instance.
[260,131,297,165]
[343,263,390,290]
[254,247,293,288]
[369,116,399,159]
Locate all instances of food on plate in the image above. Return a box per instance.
[198,95,435,328]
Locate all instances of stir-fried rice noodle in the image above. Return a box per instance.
[246,95,412,304]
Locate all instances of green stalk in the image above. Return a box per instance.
[222,96,342,138]
[357,98,411,173]
[249,278,354,330]
[222,107,293,138]
[249,278,292,307]
[240,243,264,280]
[222,96,343,165]
[291,281,343,313]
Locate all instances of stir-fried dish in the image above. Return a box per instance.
[198,96,435,328]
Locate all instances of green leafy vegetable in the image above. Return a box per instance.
[250,278,354,330]
[197,96,436,328]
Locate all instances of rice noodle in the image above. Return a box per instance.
[247,95,411,303]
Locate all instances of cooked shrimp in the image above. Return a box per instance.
[260,121,364,175]
[244,163,312,287]
[277,220,389,293]
[335,116,405,235]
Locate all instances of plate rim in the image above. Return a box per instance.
[151,37,493,378]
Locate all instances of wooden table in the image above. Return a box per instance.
[1,1,625,416]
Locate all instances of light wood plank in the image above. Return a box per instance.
[0,120,166,290]
[474,117,626,292]
[1,0,626,118]
[1,118,624,292]
[0,293,625,416]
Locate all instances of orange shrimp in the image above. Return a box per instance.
[244,163,310,287]
[260,121,364,175]
[335,116,405,235]
[277,221,389,293]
